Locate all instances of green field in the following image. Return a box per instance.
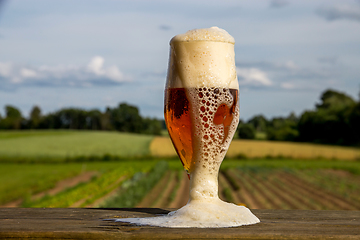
[0,130,359,210]
[0,160,160,207]
[0,130,153,161]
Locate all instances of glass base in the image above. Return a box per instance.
[113,198,260,228]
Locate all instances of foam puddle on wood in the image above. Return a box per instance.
[110,198,259,228]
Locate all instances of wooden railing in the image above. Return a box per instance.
[0,208,359,239]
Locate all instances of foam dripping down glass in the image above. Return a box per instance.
[114,27,260,228]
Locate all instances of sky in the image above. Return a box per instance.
[0,0,360,121]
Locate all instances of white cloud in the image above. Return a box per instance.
[0,57,130,90]
[279,81,327,91]
[87,56,104,75]
[87,56,125,82]
[280,82,296,89]
[316,4,360,22]
[237,68,272,87]
[237,59,334,82]
[20,68,38,78]
[236,59,340,92]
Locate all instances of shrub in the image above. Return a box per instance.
[238,124,256,139]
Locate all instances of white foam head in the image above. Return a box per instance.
[166,27,239,89]
[170,26,235,43]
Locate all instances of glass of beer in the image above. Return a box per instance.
[114,27,259,227]
[163,27,259,227]
[164,27,240,201]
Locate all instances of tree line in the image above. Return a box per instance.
[0,103,163,135]
[238,89,360,147]
[1,88,359,147]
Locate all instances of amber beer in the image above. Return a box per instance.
[164,87,239,174]
[114,27,259,228]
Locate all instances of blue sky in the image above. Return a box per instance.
[0,0,360,120]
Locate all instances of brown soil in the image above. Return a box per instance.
[218,172,241,205]
[227,169,264,209]
[1,171,97,208]
[1,199,23,208]
[276,173,328,210]
[240,172,281,209]
[247,173,292,209]
[279,172,360,210]
[70,198,87,208]
[136,171,172,208]
[227,169,360,211]
[168,171,189,209]
[322,169,352,178]
[220,171,249,206]
[153,171,178,208]
[250,172,314,210]
[268,174,320,210]
[34,171,97,200]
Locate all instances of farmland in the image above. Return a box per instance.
[0,130,153,161]
[151,136,360,160]
[0,130,360,211]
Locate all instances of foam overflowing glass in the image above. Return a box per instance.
[114,27,260,227]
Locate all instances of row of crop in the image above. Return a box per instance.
[151,170,178,208]
[97,166,360,211]
[220,167,360,210]
[293,169,360,206]
[100,161,169,208]
[277,171,359,210]
[218,172,237,204]
[22,161,157,207]
[167,170,184,206]
[119,168,185,209]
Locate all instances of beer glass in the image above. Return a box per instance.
[114,28,259,227]
[164,29,240,201]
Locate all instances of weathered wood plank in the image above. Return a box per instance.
[0,208,359,239]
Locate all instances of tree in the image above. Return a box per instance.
[248,115,268,132]
[298,89,357,145]
[0,113,3,129]
[316,89,355,110]
[86,110,102,130]
[100,108,112,130]
[265,113,298,141]
[56,108,89,129]
[238,123,256,139]
[109,103,143,133]
[142,117,162,135]
[29,106,42,129]
[347,102,360,146]
[0,105,23,129]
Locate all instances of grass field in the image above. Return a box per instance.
[0,130,153,161]
[1,130,359,210]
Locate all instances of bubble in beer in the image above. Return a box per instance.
[181,86,240,174]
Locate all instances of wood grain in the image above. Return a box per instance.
[0,208,359,239]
